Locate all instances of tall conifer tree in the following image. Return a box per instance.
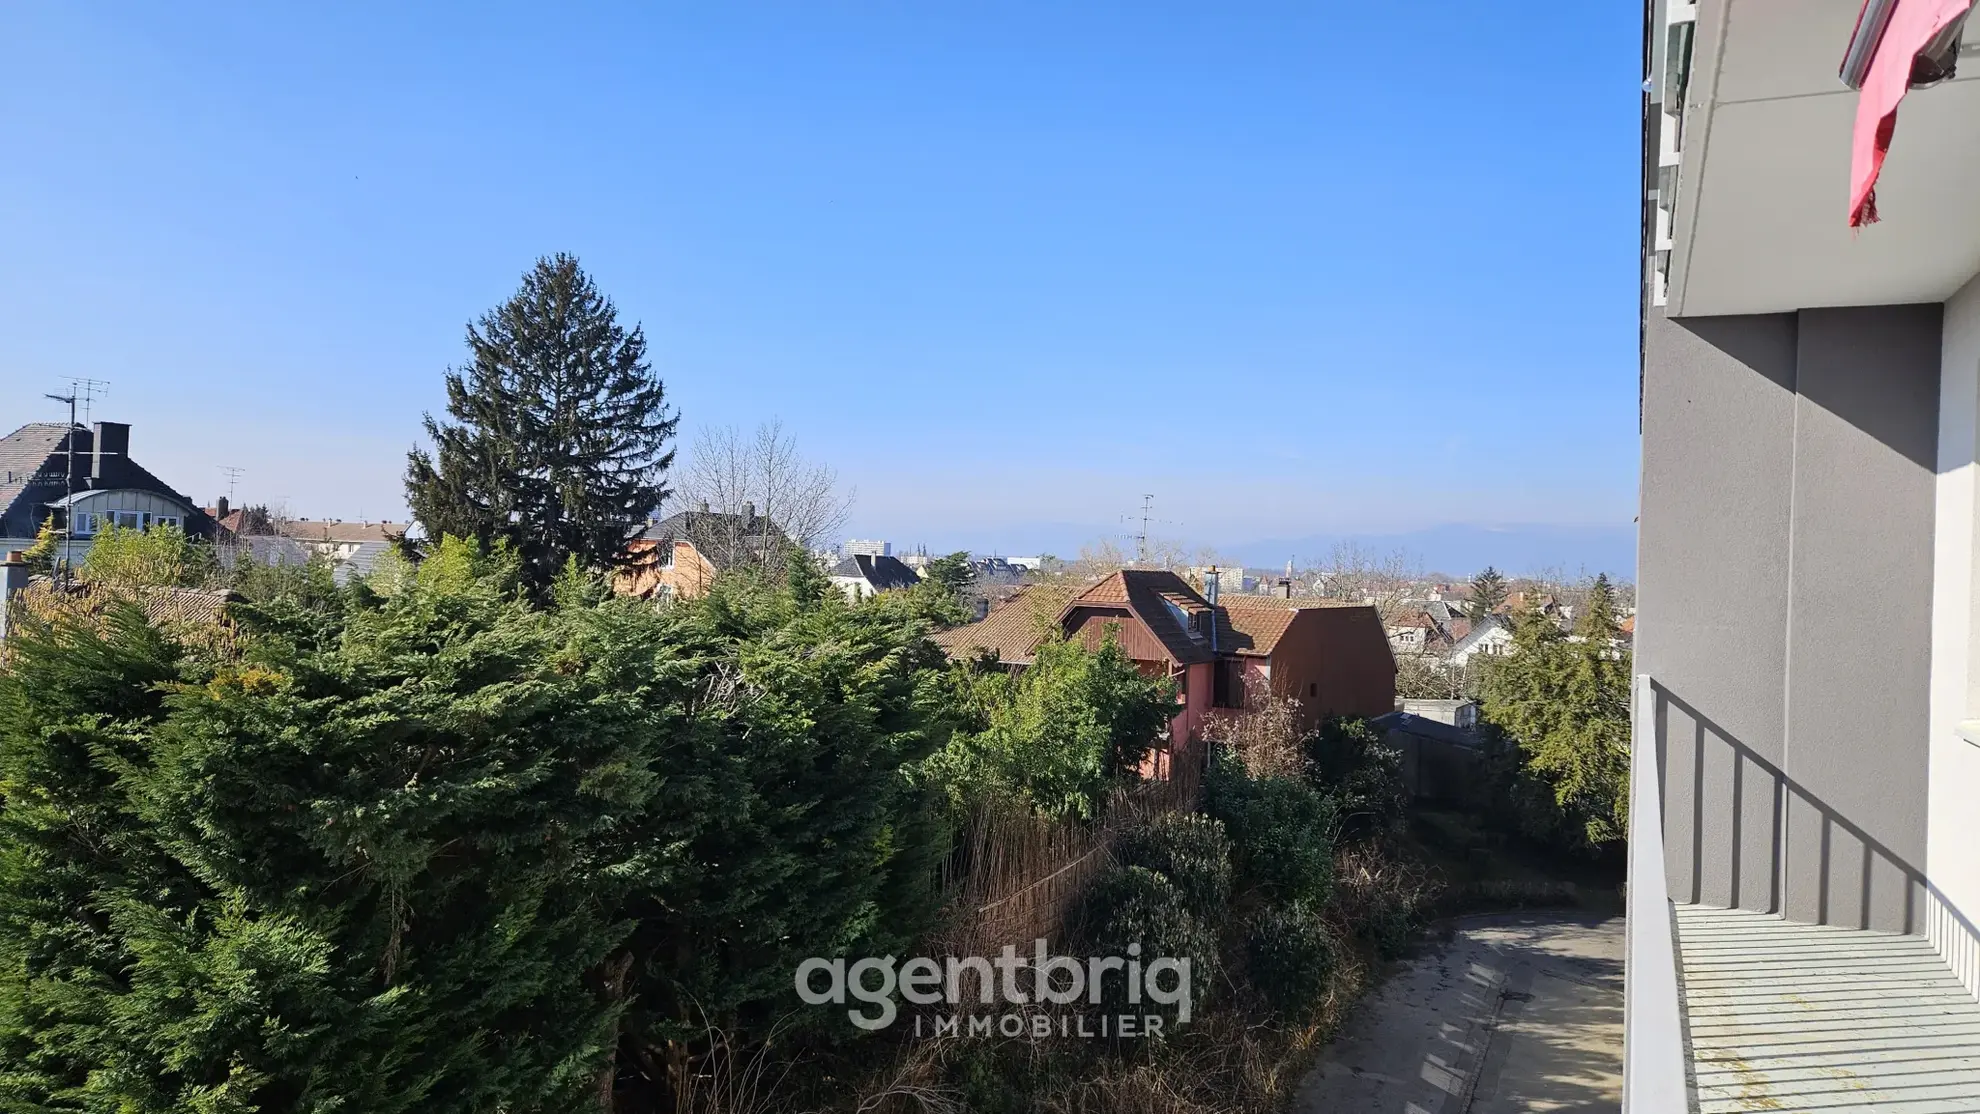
[406,254,677,593]
[1467,565,1509,622]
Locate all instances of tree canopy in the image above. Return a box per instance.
[0,536,951,1111]
[1478,585,1631,846]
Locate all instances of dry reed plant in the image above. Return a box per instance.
[1199,699,1305,780]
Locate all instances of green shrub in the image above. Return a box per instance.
[1245,905,1337,1021]
[1114,813,1233,920]
[1082,866,1217,1021]
[1305,716,1407,842]
[1205,751,1337,907]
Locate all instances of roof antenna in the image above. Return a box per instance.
[218,465,246,504]
[63,378,109,427]
[42,389,79,581]
[1138,494,1153,566]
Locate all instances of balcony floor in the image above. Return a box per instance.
[1675,904,1980,1112]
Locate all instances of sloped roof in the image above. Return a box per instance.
[334,540,395,586]
[288,520,405,544]
[1216,593,1368,657]
[0,423,77,524]
[1450,612,1512,655]
[8,577,240,651]
[829,553,920,591]
[640,509,788,571]
[930,582,1077,664]
[1062,569,1217,665]
[0,423,208,538]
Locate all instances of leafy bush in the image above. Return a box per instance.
[0,536,952,1112]
[1244,905,1337,1021]
[1114,813,1233,921]
[1082,865,1218,1018]
[1204,751,1337,907]
[936,634,1177,818]
[1305,716,1407,843]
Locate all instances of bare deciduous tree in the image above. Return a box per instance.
[675,420,851,575]
[1316,541,1422,623]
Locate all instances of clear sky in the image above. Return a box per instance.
[0,2,1642,570]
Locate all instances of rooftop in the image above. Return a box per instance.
[930,582,1076,664]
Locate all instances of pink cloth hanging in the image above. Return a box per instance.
[1851,0,1974,226]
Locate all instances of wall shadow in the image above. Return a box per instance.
[1648,678,1980,956]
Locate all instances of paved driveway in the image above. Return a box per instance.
[1294,913,1623,1113]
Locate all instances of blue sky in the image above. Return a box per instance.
[0,2,1641,572]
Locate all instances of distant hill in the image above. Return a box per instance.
[1230,523,1637,581]
[843,520,1637,581]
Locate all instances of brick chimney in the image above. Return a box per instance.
[1278,577,1293,599]
[1,551,30,644]
[91,422,129,482]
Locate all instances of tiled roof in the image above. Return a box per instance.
[930,583,1077,664]
[334,540,395,586]
[8,577,239,651]
[287,520,405,544]
[931,570,1387,667]
[0,423,76,526]
[642,509,788,571]
[1064,570,1218,665]
[829,553,921,591]
[1217,594,1344,655]
[0,423,209,540]
[1450,613,1512,654]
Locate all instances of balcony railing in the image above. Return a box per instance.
[1624,672,1693,1112]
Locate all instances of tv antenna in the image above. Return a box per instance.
[218,465,246,502]
[1137,494,1154,565]
[42,390,79,580]
[62,378,109,426]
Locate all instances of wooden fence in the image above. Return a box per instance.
[937,737,1208,956]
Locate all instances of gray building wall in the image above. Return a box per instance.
[1638,305,1939,932]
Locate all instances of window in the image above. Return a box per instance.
[72,512,95,534]
[155,515,180,530]
[1213,659,1243,709]
[114,511,141,529]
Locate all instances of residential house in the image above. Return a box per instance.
[615,502,787,600]
[1385,610,1455,656]
[1423,599,1465,630]
[282,519,405,563]
[1500,591,1560,618]
[0,421,212,558]
[1626,3,1980,1107]
[1447,613,1513,666]
[1216,593,1398,732]
[828,553,920,601]
[934,569,1396,762]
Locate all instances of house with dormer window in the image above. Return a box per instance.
[0,421,212,557]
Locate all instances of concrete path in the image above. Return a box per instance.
[1294,913,1624,1114]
